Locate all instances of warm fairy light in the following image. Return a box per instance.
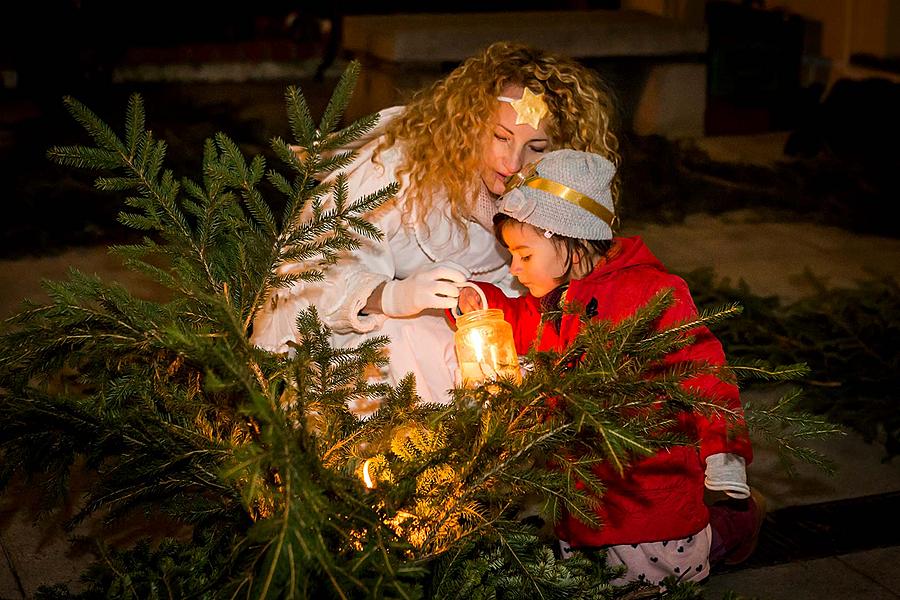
[362,458,375,489]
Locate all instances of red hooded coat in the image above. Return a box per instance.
[466,236,752,547]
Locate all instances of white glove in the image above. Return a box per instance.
[705,453,751,499]
[381,262,471,318]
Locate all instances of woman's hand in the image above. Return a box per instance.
[381,262,471,317]
[457,287,484,314]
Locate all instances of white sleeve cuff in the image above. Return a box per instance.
[705,453,751,499]
[328,271,391,334]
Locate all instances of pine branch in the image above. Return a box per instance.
[729,359,810,382]
[318,61,361,137]
[284,86,315,148]
[744,389,842,475]
[322,112,379,152]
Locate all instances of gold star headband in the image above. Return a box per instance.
[503,159,618,229]
[497,87,549,130]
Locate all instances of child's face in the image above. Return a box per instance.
[479,86,550,196]
[502,222,568,298]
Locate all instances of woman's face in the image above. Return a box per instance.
[479,86,550,196]
[501,222,569,298]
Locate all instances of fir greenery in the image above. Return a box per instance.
[684,268,899,458]
[0,63,831,599]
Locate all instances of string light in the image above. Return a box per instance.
[362,458,375,489]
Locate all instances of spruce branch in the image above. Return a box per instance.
[318,61,361,137]
[322,113,380,152]
[729,359,810,382]
[284,86,315,148]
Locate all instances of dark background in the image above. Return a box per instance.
[1,1,897,258]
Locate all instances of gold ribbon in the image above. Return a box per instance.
[525,178,618,228]
[503,161,539,195]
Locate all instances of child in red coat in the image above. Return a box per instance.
[455,149,763,585]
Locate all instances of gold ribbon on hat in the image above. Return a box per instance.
[527,178,618,228]
[503,160,540,195]
[503,160,618,229]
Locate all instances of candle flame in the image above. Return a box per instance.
[469,329,485,362]
[362,458,375,489]
[467,328,499,380]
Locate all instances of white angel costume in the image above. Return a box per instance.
[251,107,518,408]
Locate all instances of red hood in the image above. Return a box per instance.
[585,236,667,282]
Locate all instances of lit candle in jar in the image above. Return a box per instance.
[454,284,520,387]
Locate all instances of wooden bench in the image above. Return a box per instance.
[341,9,708,138]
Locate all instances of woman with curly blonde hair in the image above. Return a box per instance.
[252,41,620,408]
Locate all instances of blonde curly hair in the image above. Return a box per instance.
[375,41,620,231]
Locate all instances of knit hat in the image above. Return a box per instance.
[497,149,617,240]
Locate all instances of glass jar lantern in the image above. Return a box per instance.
[454,304,521,387]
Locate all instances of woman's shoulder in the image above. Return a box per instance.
[337,106,408,176]
[342,106,406,153]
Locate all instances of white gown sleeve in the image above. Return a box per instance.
[251,130,406,352]
[250,104,513,409]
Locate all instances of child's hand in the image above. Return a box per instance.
[457,286,483,314]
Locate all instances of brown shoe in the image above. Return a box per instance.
[708,487,768,566]
[723,488,767,566]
